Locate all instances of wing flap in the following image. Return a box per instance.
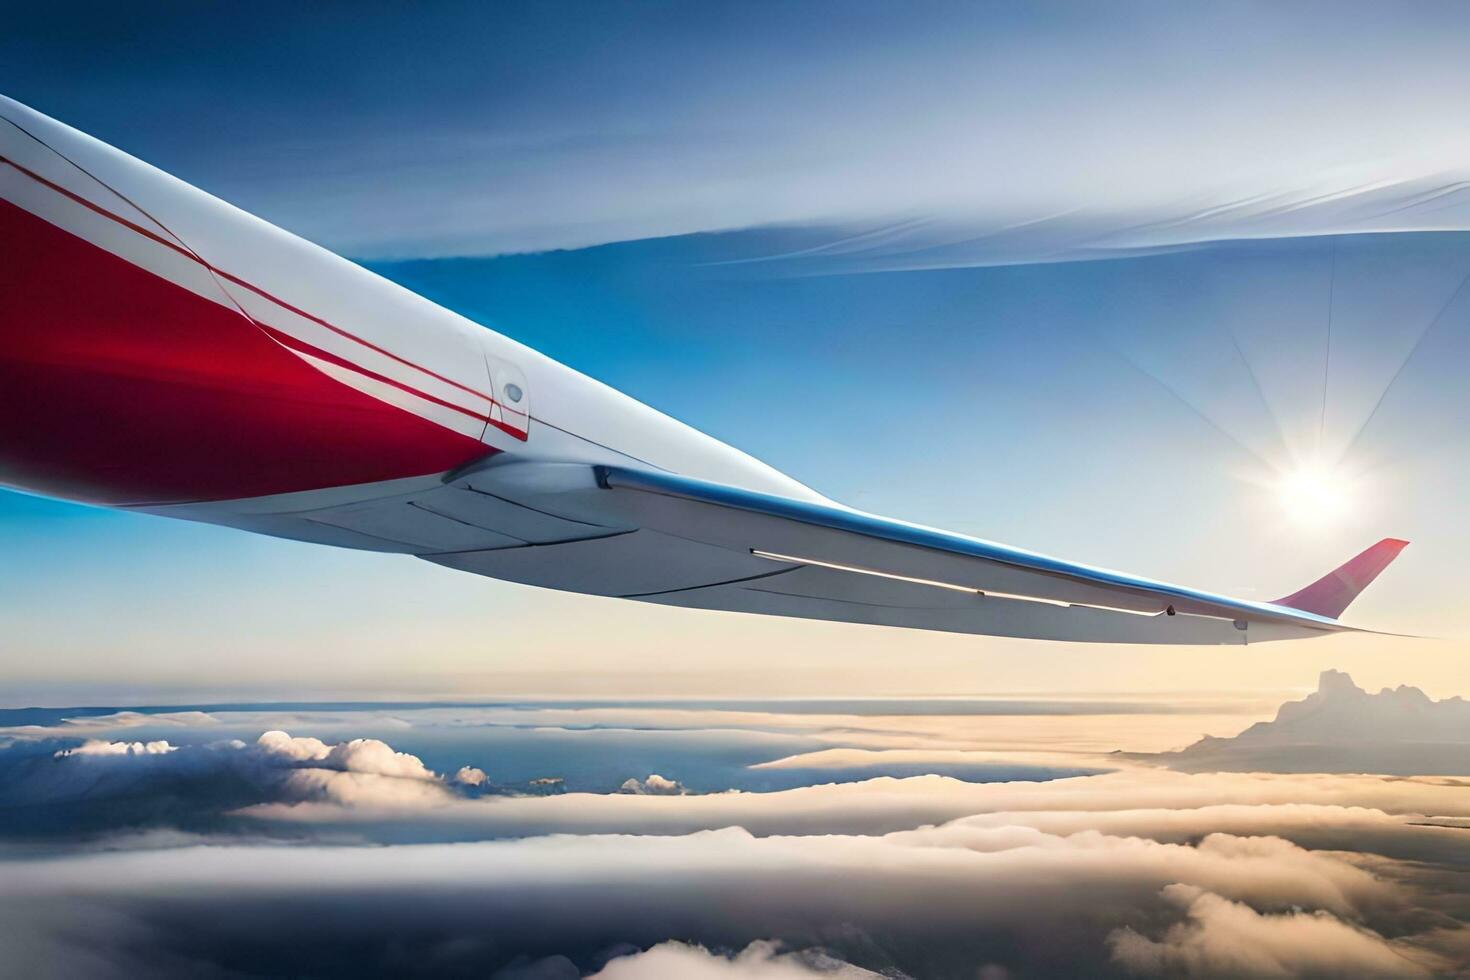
[643,568,1292,644]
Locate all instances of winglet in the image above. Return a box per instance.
[1273,538,1409,619]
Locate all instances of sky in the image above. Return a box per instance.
[4,1,1470,702]
[12,6,1470,977]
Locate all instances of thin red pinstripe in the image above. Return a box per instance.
[0,154,529,441]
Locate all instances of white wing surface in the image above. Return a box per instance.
[152,460,1406,645]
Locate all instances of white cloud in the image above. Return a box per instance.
[0,729,458,826]
[6,718,1470,977]
[1108,884,1440,978]
[618,774,688,796]
[247,731,449,806]
[7,679,1470,977]
[57,740,177,757]
[255,730,332,762]
[320,738,438,782]
[273,768,453,808]
[0,819,1453,980]
[589,940,882,979]
[253,731,435,780]
[455,766,488,787]
[54,711,217,731]
[240,768,1470,846]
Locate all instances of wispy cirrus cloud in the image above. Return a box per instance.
[11,3,1470,259]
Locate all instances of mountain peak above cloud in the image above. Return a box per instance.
[1252,670,1463,743]
[1313,668,1365,702]
[1150,670,1470,776]
[1264,669,1446,731]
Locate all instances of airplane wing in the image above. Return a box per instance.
[0,92,1409,647]
[153,459,1405,645]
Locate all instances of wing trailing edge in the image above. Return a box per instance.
[148,459,1407,645]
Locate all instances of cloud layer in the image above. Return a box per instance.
[6,685,1470,977]
[3,796,1465,978]
[4,747,1470,975]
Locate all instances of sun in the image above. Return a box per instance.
[1276,460,1355,528]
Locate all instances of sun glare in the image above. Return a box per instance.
[1276,461,1355,527]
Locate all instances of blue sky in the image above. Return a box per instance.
[3,2,1470,702]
